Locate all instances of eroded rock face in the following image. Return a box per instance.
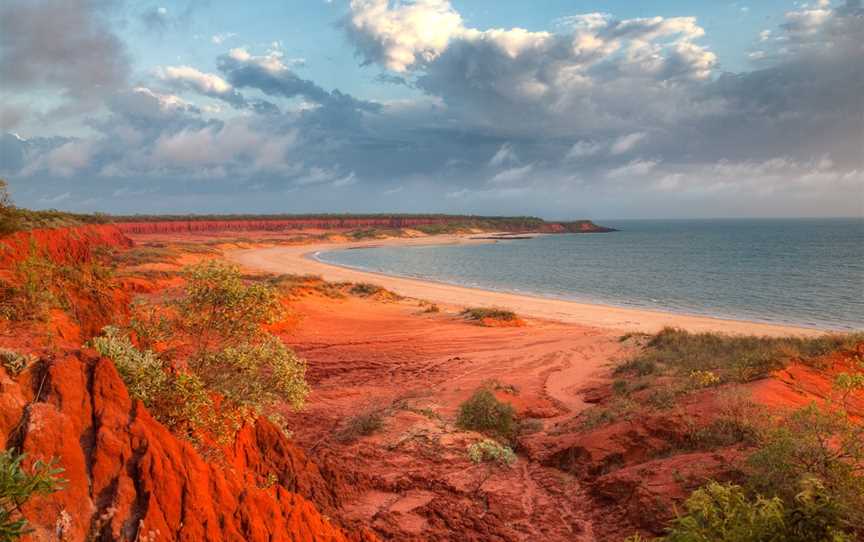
[0,225,132,269]
[1,354,376,542]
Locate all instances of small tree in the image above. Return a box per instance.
[747,403,864,533]
[178,261,283,355]
[0,449,65,540]
[0,179,20,235]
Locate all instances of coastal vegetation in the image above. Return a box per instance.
[616,327,864,383]
[461,307,522,326]
[457,387,517,443]
[0,449,65,541]
[612,328,864,541]
[467,439,516,466]
[90,261,309,443]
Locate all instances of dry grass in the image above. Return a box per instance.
[617,327,864,383]
[461,307,518,322]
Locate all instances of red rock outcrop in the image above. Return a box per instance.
[1,353,375,542]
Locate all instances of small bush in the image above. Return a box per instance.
[467,439,516,466]
[833,372,864,411]
[89,327,217,435]
[686,417,760,450]
[461,307,518,322]
[0,350,36,377]
[89,327,168,407]
[663,480,854,542]
[0,448,65,540]
[746,403,864,532]
[349,282,384,297]
[688,370,722,389]
[191,335,309,415]
[578,397,638,430]
[457,388,516,442]
[614,358,657,377]
[646,387,679,409]
[178,260,284,355]
[418,300,440,313]
[337,409,385,442]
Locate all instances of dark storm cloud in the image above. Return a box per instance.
[0,0,129,98]
[216,50,381,115]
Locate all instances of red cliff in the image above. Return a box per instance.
[0,353,375,542]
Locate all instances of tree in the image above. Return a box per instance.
[0,179,20,235]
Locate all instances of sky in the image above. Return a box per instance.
[0,0,862,219]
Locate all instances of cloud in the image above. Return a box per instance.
[211,32,237,45]
[0,0,129,100]
[610,132,646,155]
[488,143,518,167]
[158,65,247,107]
[1,1,861,218]
[344,0,464,72]
[216,48,381,114]
[489,164,533,184]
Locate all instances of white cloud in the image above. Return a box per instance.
[606,159,659,179]
[211,32,236,45]
[610,132,646,155]
[345,0,464,72]
[159,65,233,94]
[489,164,533,184]
[488,143,518,167]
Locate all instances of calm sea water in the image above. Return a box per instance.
[317,219,864,331]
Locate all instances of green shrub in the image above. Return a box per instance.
[94,262,309,443]
[686,416,760,450]
[746,404,864,532]
[349,282,383,296]
[461,307,518,322]
[0,448,65,540]
[833,372,864,411]
[467,439,516,466]
[336,409,385,442]
[0,350,36,377]
[89,327,169,408]
[178,260,283,355]
[190,335,309,416]
[457,388,516,442]
[577,397,638,430]
[89,327,216,435]
[0,180,20,236]
[614,357,657,376]
[663,480,854,542]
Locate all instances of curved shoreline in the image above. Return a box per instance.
[228,234,825,337]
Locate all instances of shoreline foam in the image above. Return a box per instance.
[229,234,826,337]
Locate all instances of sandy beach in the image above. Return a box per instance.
[229,234,822,337]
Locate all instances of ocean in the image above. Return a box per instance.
[317,219,864,331]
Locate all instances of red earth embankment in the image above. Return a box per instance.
[0,226,377,542]
[0,224,132,269]
[0,353,376,542]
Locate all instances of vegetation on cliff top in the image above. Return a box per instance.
[90,261,309,444]
[615,328,864,541]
